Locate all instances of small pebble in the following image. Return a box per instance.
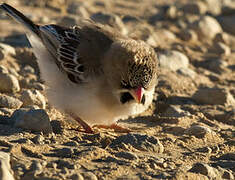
[70,173,84,180]
[20,65,35,75]
[158,50,189,71]
[0,152,14,180]
[192,87,235,105]
[222,170,234,179]
[115,151,138,160]
[0,65,8,74]
[0,43,16,60]
[91,12,128,35]
[20,89,46,109]
[179,29,198,41]
[177,68,196,79]
[192,15,222,40]
[82,172,98,180]
[185,125,212,138]
[163,105,190,118]
[110,133,164,153]
[0,94,22,109]
[11,108,52,134]
[31,135,45,144]
[0,74,20,93]
[54,148,73,158]
[182,2,207,15]
[189,162,220,178]
[213,42,231,56]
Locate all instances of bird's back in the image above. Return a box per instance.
[38,22,126,84]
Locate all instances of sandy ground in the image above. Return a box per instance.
[0,0,234,179]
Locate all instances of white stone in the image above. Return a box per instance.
[193,16,223,40]
[158,50,189,71]
[20,90,46,109]
[12,108,52,134]
[0,74,20,93]
[0,152,15,180]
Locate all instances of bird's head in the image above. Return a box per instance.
[103,39,158,105]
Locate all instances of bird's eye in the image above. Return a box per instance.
[120,92,134,104]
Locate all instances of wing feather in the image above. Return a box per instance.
[40,25,86,83]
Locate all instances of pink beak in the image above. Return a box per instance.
[133,87,143,103]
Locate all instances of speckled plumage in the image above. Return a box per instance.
[1,3,159,133]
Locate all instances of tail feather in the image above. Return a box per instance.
[0,3,39,35]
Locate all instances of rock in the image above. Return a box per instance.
[185,125,213,138]
[182,2,207,15]
[189,163,221,178]
[201,0,222,15]
[179,29,198,42]
[0,108,13,116]
[58,16,77,27]
[212,160,235,171]
[0,43,16,60]
[175,172,209,180]
[158,50,189,71]
[221,1,235,15]
[0,152,14,180]
[25,160,44,177]
[81,172,97,180]
[31,83,45,91]
[163,105,190,118]
[20,65,35,75]
[31,134,45,144]
[166,5,178,19]
[192,16,222,40]
[110,133,164,153]
[129,24,158,46]
[2,34,29,47]
[115,151,138,160]
[214,32,235,50]
[91,12,128,35]
[213,32,229,44]
[192,87,235,105]
[201,58,227,74]
[218,153,235,161]
[54,148,73,158]
[201,108,235,125]
[67,2,89,18]
[222,169,234,179]
[160,29,176,41]
[177,68,197,79]
[0,94,22,109]
[8,68,19,77]
[70,173,84,180]
[213,42,231,56]
[0,74,20,93]
[20,89,46,109]
[19,74,38,89]
[218,15,235,36]
[0,65,8,74]
[122,15,140,24]
[11,108,52,134]
[145,35,157,47]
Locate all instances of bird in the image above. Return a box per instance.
[0,3,159,133]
